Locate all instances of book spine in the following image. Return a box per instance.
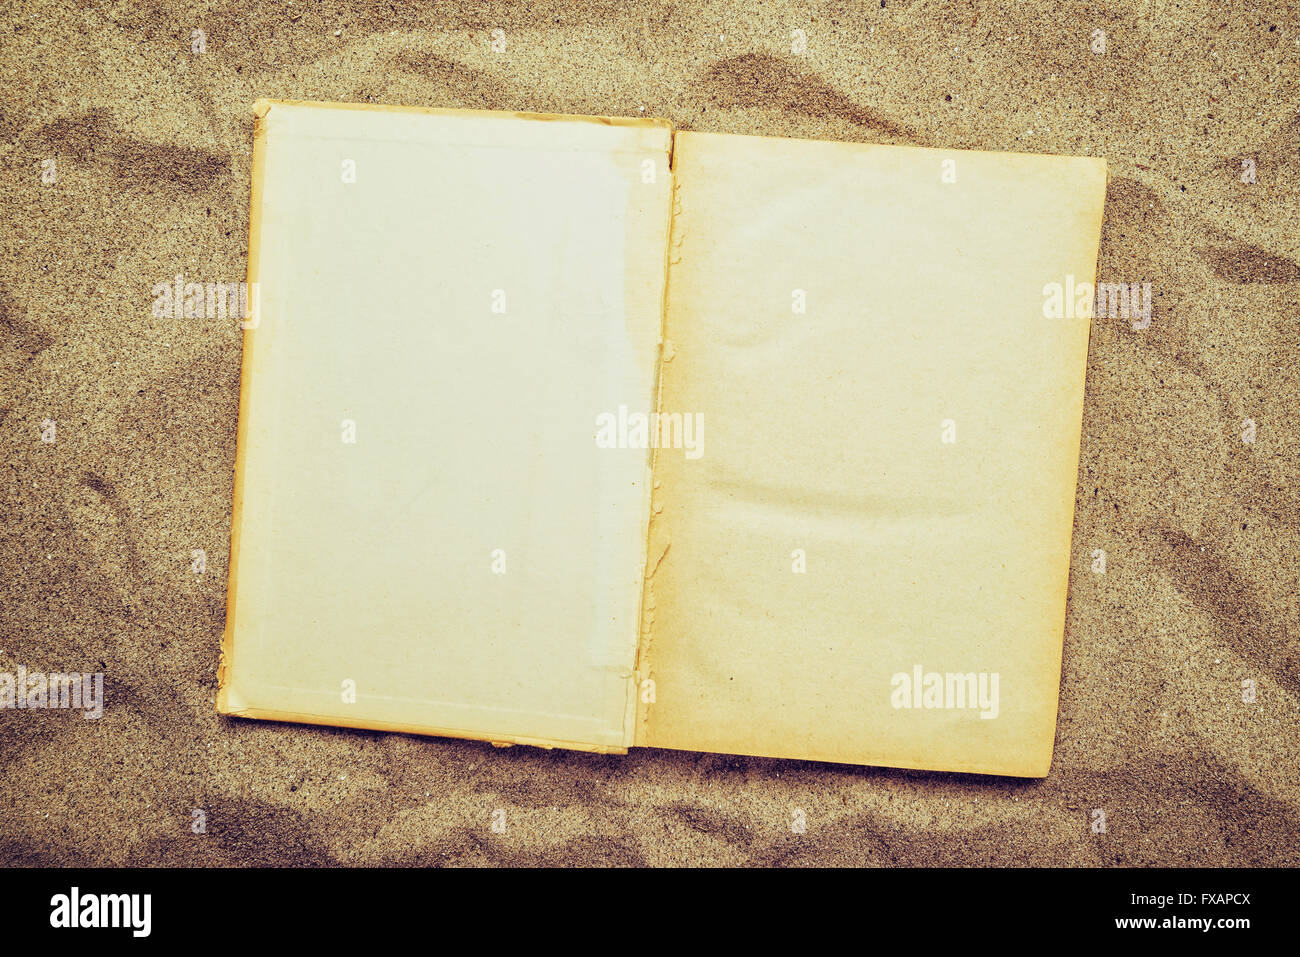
[630,132,685,746]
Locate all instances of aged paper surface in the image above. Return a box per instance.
[222,103,1106,773]
[218,101,673,751]
[637,131,1107,776]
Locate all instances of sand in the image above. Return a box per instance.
[1,0,1297,866]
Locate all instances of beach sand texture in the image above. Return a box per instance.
[1,0,1297,865]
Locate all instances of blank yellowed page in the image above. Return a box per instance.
[218,101,672,751]
[637,131,1106,776]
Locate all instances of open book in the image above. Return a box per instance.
[218,99,1107,777]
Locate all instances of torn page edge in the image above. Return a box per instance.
[630,134,684,746]
[250,97,673,147]
[216,101,270,708]
[215,699,628,755]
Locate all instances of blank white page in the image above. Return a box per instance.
[218,101,673,751]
